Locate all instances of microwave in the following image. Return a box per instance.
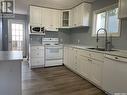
[30,26,45,34]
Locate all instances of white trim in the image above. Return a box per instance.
[92,4,120,37]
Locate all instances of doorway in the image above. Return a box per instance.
[8,20,25,54]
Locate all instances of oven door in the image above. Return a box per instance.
[45,47,63,60]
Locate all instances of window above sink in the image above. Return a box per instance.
[92,4,120,37]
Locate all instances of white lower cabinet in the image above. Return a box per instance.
[102,55,127,94]
[64,46,103,88]
[29,45,44,68]
[77,52,103,87]
[64,46,127,94]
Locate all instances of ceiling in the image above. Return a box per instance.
[15,0,96,14]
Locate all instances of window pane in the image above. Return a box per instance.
[16,24,20,30]
[19,31,23,36]
[12,29,16,36]
[107,8,119,33]
[16,36,20,41]
[15,31,20,36]
[12,36,16,41]
[12,24,15,29]
[20,37,23,41]
[96,12,106,33]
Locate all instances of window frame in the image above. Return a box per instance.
[92,4,121,37]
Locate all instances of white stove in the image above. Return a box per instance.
[42,38,63,67]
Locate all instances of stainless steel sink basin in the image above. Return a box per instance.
[87,48,117,51]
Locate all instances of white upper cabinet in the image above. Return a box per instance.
[60,3,91,28]
[43,8,53,30]
[71,3,91,27]
[52,10,61,30]
[118,0,127,18]
[30,3,91,29]
[30,6,42,26]
[43,8,60,31]
[30,6,60,31]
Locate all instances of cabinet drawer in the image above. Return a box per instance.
[30,58,44,66]
[30,50,44,57]
[77,49,91,58]
[91,52,104,61]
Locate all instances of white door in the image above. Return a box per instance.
[8,20,25,54]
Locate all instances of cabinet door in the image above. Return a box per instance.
[61,10,71,28]
[103,57,127,94]
[69,48,75,70]
[64,47,74,69]
[119,0,127,18]
[77,3,91,26]
[91,59,102,87]
[77,4,83,26]
[77,55,91,79]
[44,8,60,31]
[30,46,44,58]
[52,10,60,30]
[41,8,46,27]
[70,10,73,27]
[30,6,42,26]
[73,7,78,27]
[64,47,70,67]
[82,3,91,26]
[72,49,78,71]
[44,8,53,30]
[30,58,44,67]
[71,3,91,27]
[30,49,44,58]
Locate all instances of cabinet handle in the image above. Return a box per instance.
[88,59,92,61]
[115,57,118,59]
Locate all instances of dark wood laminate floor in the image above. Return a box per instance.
[22,63,107,95]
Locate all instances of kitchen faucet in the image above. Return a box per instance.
[96,28,109,51]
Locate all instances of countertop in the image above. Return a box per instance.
[0,51,23,61]
[64,44,127,58]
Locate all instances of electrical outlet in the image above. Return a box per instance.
[77,40,80,44]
